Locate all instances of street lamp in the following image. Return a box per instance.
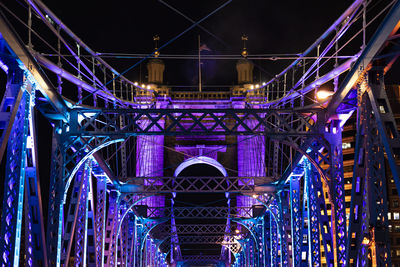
[316,90,334,100]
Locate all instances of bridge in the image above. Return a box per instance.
[0,0,400,266]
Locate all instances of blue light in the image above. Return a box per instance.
[0,59,8,73]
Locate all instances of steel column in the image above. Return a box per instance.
[87,168,97,267]
[290,173,302,266]
[0,79,30,266]
[346,72,392,266]
[23,90,48,266]
[104,190,121,266]
[324,120,346,266]
[93,161,107,267]
[305,159,322,266]
[74,161,91,266]
[269,204,279,267]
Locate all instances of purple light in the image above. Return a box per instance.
[136,122,165,216]
[237,131,265,216]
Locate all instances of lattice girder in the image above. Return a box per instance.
[70,108,321,136]
[120,176,275,193]
[138,206,257,219]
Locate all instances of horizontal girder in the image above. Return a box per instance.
[152,224,237,236]
[119,176,276,193]
[181,255,221,261]
[68,108,321,136]
[166,235,237,245]
[141,206,259,219]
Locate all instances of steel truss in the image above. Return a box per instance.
[346,72,392,266]
[153,223,238,236]
[70,108,320,137]
[43,102,327,266]
[120,176,275,193]
[162,235,238,245]
[143,206,256,219]
[0,76,33,266]
[181,255,221,261]
[1,0,400,266]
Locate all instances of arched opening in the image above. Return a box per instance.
[173,156,229,258]
[174,156,227,177]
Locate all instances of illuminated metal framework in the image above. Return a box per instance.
[1,0,400,266]
[145,206,256,219]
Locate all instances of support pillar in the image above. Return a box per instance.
[278,192,290,266]
[94,162,107,267]
[74,161,91,266]
[290,173,302,266]
[104,190,121,266]
[46,128,65,267]
[324,120,346,266]
[347,72,392,266]
[305,159,321,266]
[86,168,97,267]
[236,118,265,217]
[269,204,279,267]
[61,164,86,266]
[23,86,47,266]
[136,118,165,217]
[0,72,31,266]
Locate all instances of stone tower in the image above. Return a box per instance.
[147,58,165,84]
[236,59,254,84]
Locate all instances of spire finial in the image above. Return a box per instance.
[241,34,248,57]
[153,35,160,57]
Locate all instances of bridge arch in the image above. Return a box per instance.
[63,138,124,202]
[174,155,228,177]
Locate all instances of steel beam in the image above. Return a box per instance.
[93,162,107,267]
[324,120,346,266]
[0,87,30,266]
[120,176,275,193]
[23,88,48,266]
[103,190,120,266]
[139,206,257,219]
[346,73,392,266]
[74,161,91,266]
[278,193,290,266]
[46,130,65,266]
[70,108,320,137]
[60,165,86,266]
[346,92,371,266]
[0,66,24,163]
[86,170,97,267]
[305,159,321,266]
[290,173,302,266]
[269,204,279,267]
[153,223,234,236]
[326,0,400,119]
[0,10,68,121]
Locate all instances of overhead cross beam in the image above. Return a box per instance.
[162,235,238,245]
[141,206,257,219]
[181,255,221,261]
[119,176,275,193]
[69,108,321,136]
[152,224,239,236]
